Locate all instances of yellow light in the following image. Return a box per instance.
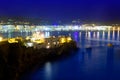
[31,32,45,44]
[8,38,18,43]
[26,36,30,40]
[16,25,20,30]
[31,38,36,42]
[60,37,66,43]
[67,37,72,42]
[107,43,113,47]
[0,37,3,42]
[32,39,45,44]
[32,32,45,40]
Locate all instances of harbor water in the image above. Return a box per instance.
[1,30,120,80]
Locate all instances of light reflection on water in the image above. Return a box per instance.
[112,30,115,40]
[108,31,110,40]
[117,31,119,41]
[44,62,52,80]
[102,31,105,40]
[1,30,120,80]
[97,32,99,39]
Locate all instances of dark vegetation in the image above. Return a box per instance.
[0,41,77,80]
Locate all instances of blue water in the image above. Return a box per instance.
[1,31,120,80]
[26,47,120,80]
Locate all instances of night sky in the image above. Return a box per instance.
[0,0,120,23]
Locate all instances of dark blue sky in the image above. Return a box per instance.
[0,0,120,23]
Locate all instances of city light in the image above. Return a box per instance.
[32,39,45,44]
[0,24,115,32]
[0,37,3,42]
[67,37,72,42]
[8,38,18,43]
[46,45,50,49]
[60,37,66,43]
[30,32,45,44]
[26,42,34,47]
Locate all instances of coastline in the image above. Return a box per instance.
[0,40,78,80]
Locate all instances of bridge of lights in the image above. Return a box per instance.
[0,24,119,32]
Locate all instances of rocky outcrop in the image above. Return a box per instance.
[0,41,77,80]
